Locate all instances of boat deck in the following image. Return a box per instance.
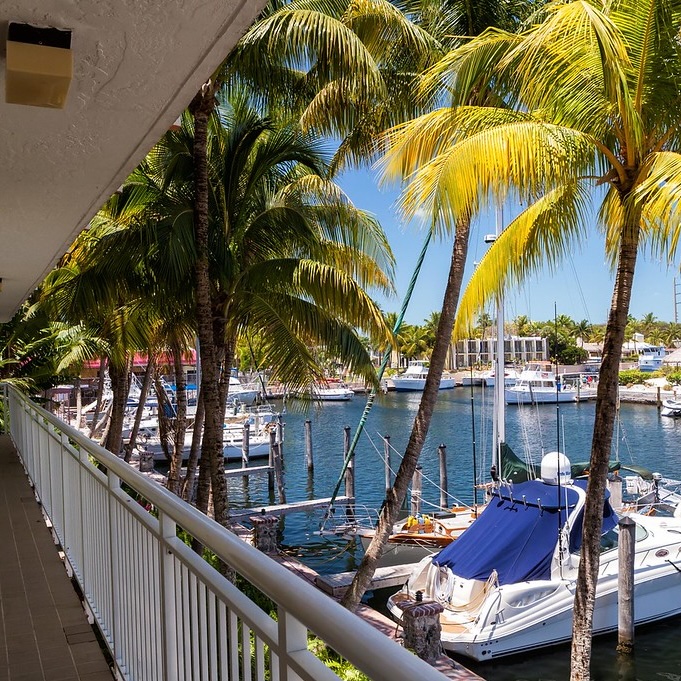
[0,435,113,681]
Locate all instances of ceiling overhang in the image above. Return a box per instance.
[0,2,266,322]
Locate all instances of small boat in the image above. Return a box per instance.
[505,362,596,404]
[353,507,483,566]
[482,367,519,387]
[392,360,457,392]
[387,452,681,662]
[661,398,681,417]
[313,380,355,401]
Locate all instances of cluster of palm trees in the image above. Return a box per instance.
[2,0,680,677]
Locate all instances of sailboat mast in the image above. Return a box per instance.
[491,207,505,475]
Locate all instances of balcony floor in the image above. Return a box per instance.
[0,435,113,681]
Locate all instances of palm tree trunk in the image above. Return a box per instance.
[88,357,107,437]
[104,357,132,456]
[182,390,204,502]
[124,356,155,462]
[341,215,471,611]
[570,225,639,680]
[189,82,231,528]
[168,343,188,495]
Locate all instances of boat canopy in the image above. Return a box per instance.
[433,479,616,585]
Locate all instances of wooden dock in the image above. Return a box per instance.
[315,564,414,598]
[226,495,353,519]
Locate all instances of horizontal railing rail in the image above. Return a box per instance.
[3,385,446,681]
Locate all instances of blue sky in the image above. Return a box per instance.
[337,168,681,328]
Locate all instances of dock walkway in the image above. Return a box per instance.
[0,435,113,681]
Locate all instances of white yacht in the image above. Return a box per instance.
[392,360,456,391]
[505,362,596,404]
[388,452,681,661]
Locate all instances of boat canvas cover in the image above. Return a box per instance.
[433,481,580,585]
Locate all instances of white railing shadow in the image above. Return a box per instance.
[3,385,447,681]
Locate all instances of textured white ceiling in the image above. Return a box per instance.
[0,1,266,321]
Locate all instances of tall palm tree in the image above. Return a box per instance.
[101,96,396,526]
[402,1,681,676]
[340,0,545,612]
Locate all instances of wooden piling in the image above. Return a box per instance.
[242,422,250,469]
[657,386,662,409]
[268,429,276,495]
[277,415,284,459]
[617,516,636,654]
[304,419,314,472]
[411,465,423,517]
[383,435,391,494]
[438,444,448,510]
[344,426,355,518]
[273,439,286,504]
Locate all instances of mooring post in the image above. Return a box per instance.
[304,419,314,472]
[657,386,662,409]
[411,465,423,517]
[273,440,286,504]
[401,600,444,663]
[438,444,448,510]
[268,429,276,495]
[617,516,636,654]
[249,514,279,554]
[343,425,355,518]
[384,434,392,494]
[242,422,250,470]
[277,414,284,460]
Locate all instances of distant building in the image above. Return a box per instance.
[451,336,549,369]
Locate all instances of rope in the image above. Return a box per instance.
[322,230,434,528]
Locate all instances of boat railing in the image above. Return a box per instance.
[1,384,446,681]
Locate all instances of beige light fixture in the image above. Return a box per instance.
[5,22,73,109]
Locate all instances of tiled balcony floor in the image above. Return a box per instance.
[0,435,113,681]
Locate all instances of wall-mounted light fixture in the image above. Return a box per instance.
[5,22,73,108]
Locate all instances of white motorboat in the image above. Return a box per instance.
[388,452,681,662]
[482,367,519,387]
[661,398,681,417]
[392,360,457,391]
[638,345,666,372]
[314,381,355,401]
[505,362,596,404]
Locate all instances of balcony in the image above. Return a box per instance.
[1,385,450,681]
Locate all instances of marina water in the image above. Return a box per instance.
[217,388,681,680]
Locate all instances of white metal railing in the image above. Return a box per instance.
[3,385,447,681]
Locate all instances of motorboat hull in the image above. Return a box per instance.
[392,377,456,391]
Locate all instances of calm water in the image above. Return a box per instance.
[218,388,681,680]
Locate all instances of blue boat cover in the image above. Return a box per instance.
[433,480,602,585]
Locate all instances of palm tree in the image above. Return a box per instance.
[335,0,544,612]
[574,319,592,345]
[103,96,396,525]
[412,1,681,676]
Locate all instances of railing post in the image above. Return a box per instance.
[107,470,122,665]
[159,512,179,681]
[278,610,308,681]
